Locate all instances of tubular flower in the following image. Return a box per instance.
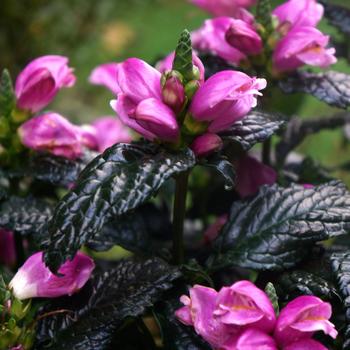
[273,0,324,31]
[190,0,256,18]
[110,58,180,142]
[9,252,95,300]
[189,70,267,132]
[235,154,277,197]
[274,295,338,347]
[190,133,223,157]
[225,19,263,56]
[18,112,85,160]
[284,339,328,350]
[89,63,121,95]
[273,26,337,73]
[214,280,276,333]
[0,229,16,266]
[192,17,246,64]
[15,55,75,113]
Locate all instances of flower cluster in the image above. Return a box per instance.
[191,0,336,74]
[176,281,337,349]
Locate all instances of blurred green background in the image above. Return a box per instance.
[1,0,350,181]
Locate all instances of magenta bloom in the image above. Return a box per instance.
[89,62,120,95]
[0,229,16,266]
[284,339,328,350]
[273,26,336,73]
[15,55,75,113]
[190,133,223,157]
[9,252,94,300]
[190,0,256,18]
[91,116,132,152]
[273,0,324,30]
[192,17,246,64]
[235,155,277,197]
[189,71,266,132]
[221,328,278,350]
[274,296,338,347]
[110,58,179,142]
[214,280,276,333]
[176,285,233,348]
[157,51,205,83]
[18,112,84,160]
[225,19,263,56]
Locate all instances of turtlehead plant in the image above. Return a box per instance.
[1,0,350,349]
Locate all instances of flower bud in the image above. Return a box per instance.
[15,55,75,113]
[190,133,222,157]
[225,20,263,56]
[184,80,201,100]
[9,252,94,300]
[161,71,186,113]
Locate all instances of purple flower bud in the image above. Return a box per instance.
[161,73,186,113]
[18,112,85,160]
[284,339,328,350]
[235,155,277,197]
[214,280,276,333]
[15,55,75,113]
[190,71,266,132]
[190,133,223,157]
[273,26,336,73]
[9,252,94,300]
[273,0,324,31]
[0,229,16,266]
[89,63,120,95]
[274,296,337,347]
[192,17,246,64]
[225,19,263,56]
[190,0,256,18]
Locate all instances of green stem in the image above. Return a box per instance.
[172,171,190,265]
[262,138,271,166]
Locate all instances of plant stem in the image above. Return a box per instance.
[262,138,271,166]
[172,170,190,265]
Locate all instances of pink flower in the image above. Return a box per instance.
[190,133,223,157]
[18,112,84,160]
[192,17,246,64]
[110,58,180,142]
[214,280,276,333]
[91,116,132,152]
[274,296,338,347]
[176,285,234,348]
[0,229,16,266]
[284,339,328,350]
[157,51,205,84]
[273,26,337,73]
[9,251,94,300]
[15,55,75,113]
[221,328,278,350]
[189,71,266,132]
[89,63,120,95]
[190,0,256,18]
[273,0,324,31]
[225,19,263,56]
[235,155,277,197]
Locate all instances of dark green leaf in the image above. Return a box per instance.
[256,0,273,36]
[173,29,193,81]
[277,271,338,301]
[212,181,350,271]
[0,69,15,118]
[331,252,350,349]
[45,142,195,272]
[279,71,350,109]
[199,54,237,80]
[155,298,211,350]
[220,111,284,151]
[320,1,350,35]
[35,258,180,349]
[204,156,236,190]
[0,196,53,236]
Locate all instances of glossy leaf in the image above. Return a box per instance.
[35,258,180,349]
[220,111,284,151]
[199,54,237,80]
[279,70,350,109]
[203,156,236,190]
[173,29,193,81]
[212,181,350,271]
[320,0,350,35]
[44,142,195,272]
